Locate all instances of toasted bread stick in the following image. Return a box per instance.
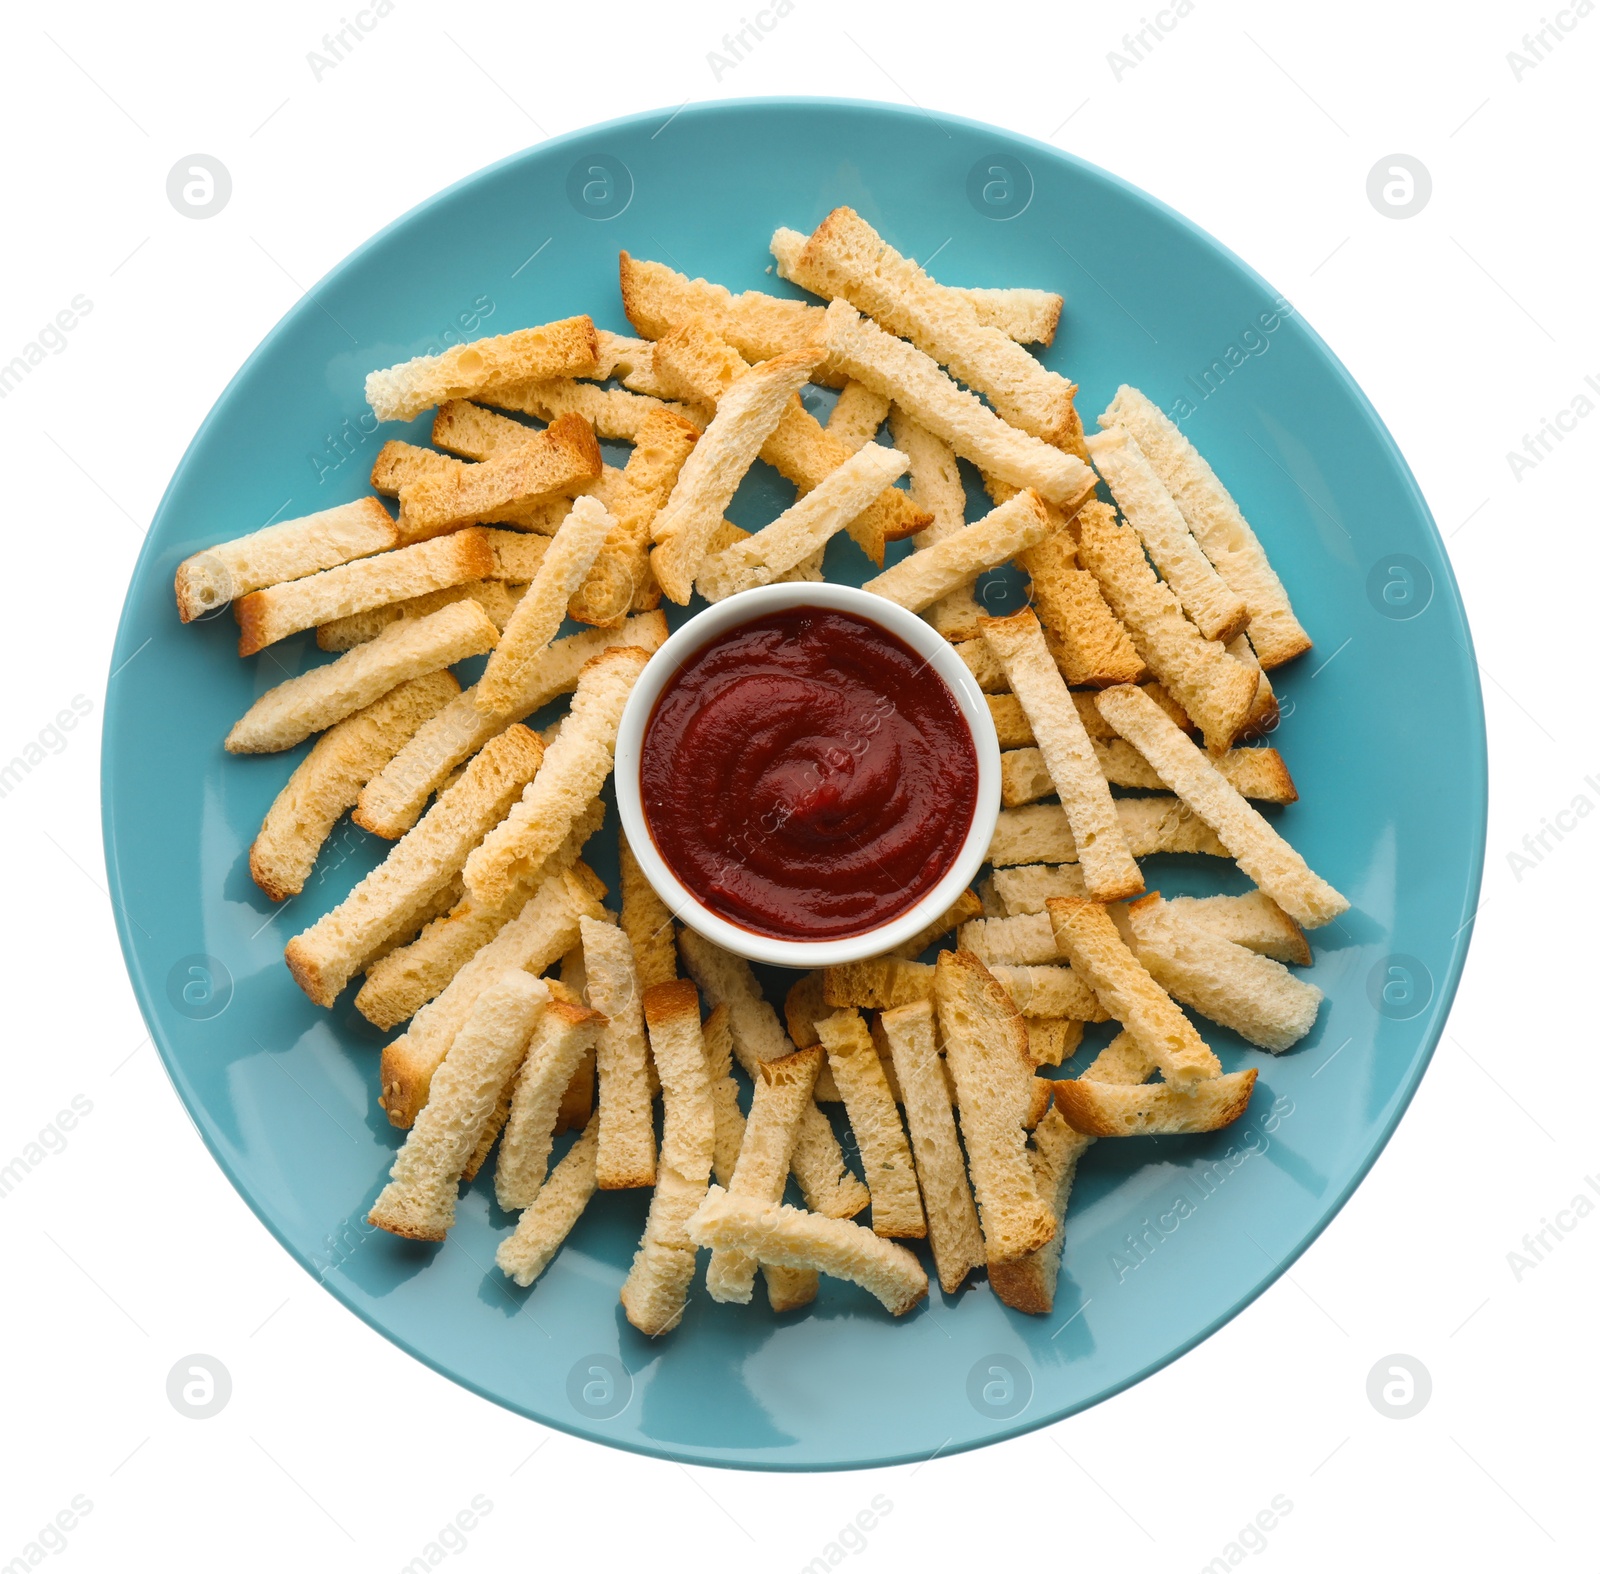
[621,982,716,1335]
[783,972,848,1103]
[934,951,1056,1263]
[677,929,870,1220]
[981,608,1142,902]
[686,1186,928,1316]
[649,341,825,602]
[792,207,1084,448]
[618,251,824,362]
[821,955,1103,1021]
[864,490,1059,612]
[1016,523,1145,687]
[378,872,587,1127]
[784,972,829,1050]
[571,408,700,624]
[474,495,615,716]
[959,911,1074,967]
[1045,898,1221,1085]
[705,1046,824,1304]
[955,637,1006,691]
[495,1113,600,1287]
[430,401,641,621]
[700,1007,814,1308]
[960,898,1301,974]
[987,1104,1088,1314]
[878,1001,985,1294]
[990,1032,1158,1314]
[432,400,695,626]
[366,316,600,422]
[1024,1018,1083,1068]
[1160,891,1310,965]
[225,599,498,755]
[826,381,890,451]
[464,646,649,907]
[395,413,602,540]
[879,888,984,962]
[370,442,568,535]
[697,442,909,600]
[1087,426,1249,644]
[999,740,1295,808]
[1121,894,1323,1051]
[815,1012,925,1239]
[176,496,399,622]
[619,830,677,991]
[822,300,1094,507]
[235,529,497,656]
[887,407,986,640]
[495,1000,605,1210]
[284,724,545,1007]
[1227,633,1281,739]
[356,804,603,1030]
[1094,683,1349,928]
[1073,502,1258,753]
[368,971,549,1240]
[985,685,1192,749]
[649,318,925,565]
[1101,385,1311,667]
[579,916,658,1189]
[317,579,526,653]
[1056,1067,1258,1137]
[702,1004,741,1182]
[770,225,1062,346]
[483,375,693,442]
[356,613,666,839]
[988,796,1228,867]
[249,672,457,901]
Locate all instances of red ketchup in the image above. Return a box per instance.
[640,608,978,941]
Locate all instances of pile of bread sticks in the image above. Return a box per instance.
[174,206,1347,1331]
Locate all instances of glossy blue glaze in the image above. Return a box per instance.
[102,99,1485,1469]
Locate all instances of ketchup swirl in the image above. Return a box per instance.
[640,609,977,940]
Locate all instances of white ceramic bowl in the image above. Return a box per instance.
[614,583,1000,970]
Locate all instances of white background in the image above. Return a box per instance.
[1,1,1593,1569]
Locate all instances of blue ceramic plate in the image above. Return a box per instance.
[103,99,1485,1470]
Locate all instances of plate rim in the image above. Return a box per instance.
[100,94,1488,1471]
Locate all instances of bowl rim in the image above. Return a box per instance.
[613,581,1001,969]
